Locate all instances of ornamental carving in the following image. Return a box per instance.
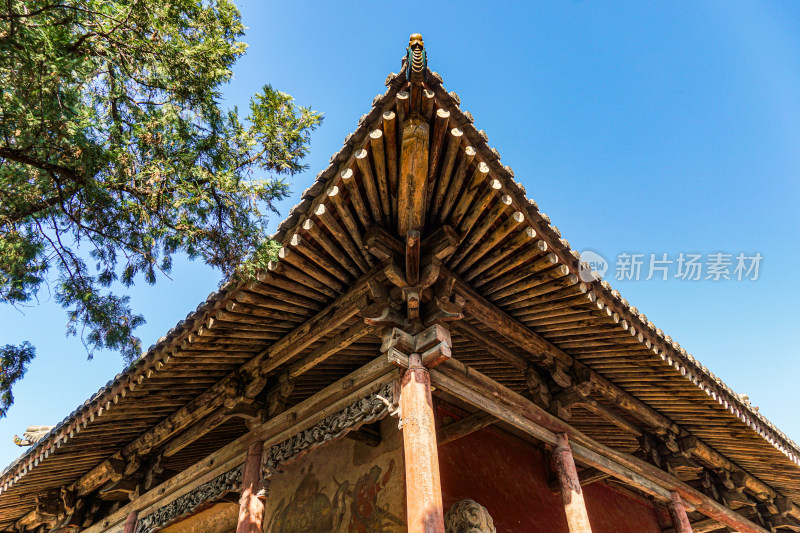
[135,465,243,533]
[444,499,496,533]
[264,383,394,478]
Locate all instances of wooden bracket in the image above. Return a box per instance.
[381,324,452,369]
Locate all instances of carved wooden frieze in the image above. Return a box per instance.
[135,465,243,533]
[444,499,496,533]
[263,383,394,478]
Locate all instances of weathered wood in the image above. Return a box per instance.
[437,411,496,446]
[236,442,264,533]
[472,239,549,287]
[667,491,694,533]
[268,260,338,299]
[286,321,375,379]
[451,194,513,268]
[548,468,612,494]
[278,245,345,292]
[356,148,384,225]
[426,108,451,212]
[448,161,490,227]
[430,127,463,218]
[448,321,528,371]
[71,270,378,501]
[401,353,445,533]
[462,226,536,281]
[340,167,372,228]
[455,211,524,275]
[553,433,594,533]
[382,111,399,195]
[326,185,372,264]
[481,252,560,295]
[451,272,572,374]
[406,230,421,286]
[662,518,722,533]
[397,90,409,124]
[398,117,430,237]
[369,129,392,221]
[313,203,369,272]
[421,88,435,120]
[301,218,360,276]
[438,145,476,223]
[289,233,351,281]
[430,360,770,533]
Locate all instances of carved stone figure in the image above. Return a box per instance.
[444,499,496,533]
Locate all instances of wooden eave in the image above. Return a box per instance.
[1,59,799,530]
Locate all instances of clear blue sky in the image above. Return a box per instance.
[1,0,799,467]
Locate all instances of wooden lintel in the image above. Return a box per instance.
[429,359,772,533]
[548,467,611,494]
[437,411,496,446]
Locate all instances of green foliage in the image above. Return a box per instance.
[0,0,322,414]
[0,342,35,417]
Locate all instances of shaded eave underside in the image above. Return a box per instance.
[1,66,797,526]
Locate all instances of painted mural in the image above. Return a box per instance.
[263,419,405,533]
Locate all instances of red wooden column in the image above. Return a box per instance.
[122,511,138,533]
[552,433,594,533]
[236,441,265,533]
[668,491,694,533]
[401,353,445,533]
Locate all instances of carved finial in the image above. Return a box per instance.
[406,33,427,83]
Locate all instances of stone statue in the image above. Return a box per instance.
[444,499,496,533]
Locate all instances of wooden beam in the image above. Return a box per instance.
[437,411,496,446]
[382,111,398,197]
[430,127,463,218]
[236,442,264,533]
[548,468,611,494]
[398,116,430,237]
[286,321,375,379]
[553,433,594,533]
[430,359,770,533]
[369,129,392,222]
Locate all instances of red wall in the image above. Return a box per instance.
[438,423,664,533]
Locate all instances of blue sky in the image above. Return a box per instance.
[1,1,799,467]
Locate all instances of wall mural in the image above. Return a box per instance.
[263,419,405,533]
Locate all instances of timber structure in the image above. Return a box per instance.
[1,35,798,533]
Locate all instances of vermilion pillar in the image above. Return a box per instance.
[401,353,445,533]
[122,511,138,533]
[668,491,694,533]
[236,442,265,533]
[553,433,594,533]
